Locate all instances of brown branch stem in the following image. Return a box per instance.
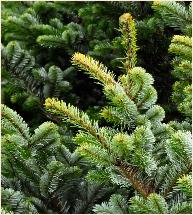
[118,163,155,199]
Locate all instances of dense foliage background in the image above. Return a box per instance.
[1,1,192,214]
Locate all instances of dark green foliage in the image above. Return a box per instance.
[1,104,115,213]
[44,11,192,212]
[2,1,189,124]
[169,35,192,120]
[93,194,128,214]
[152,1,192,121]
[1,41,72,128]
[45,51,191,215]
[2,188,37,214]
[94,175,192,214]
[152,1,192,36]
[1,1,192,214]
[2,41,71,99]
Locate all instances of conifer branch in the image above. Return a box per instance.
[45,98,108,149]
[1,104,30,141]
[119,13,138,71]
[168,35,192,117]
[152,1,192,36]
[2,2,192,213]
[116,160,155,198]
[72,52,116,86]
[163,164,192,198]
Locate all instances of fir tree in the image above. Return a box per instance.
[1,41,73,128]
[2,1,180,120]
[2,41,72,100]
[1,2,192,214]
[169,35,192,120]
[153,1,192,121]
[45,13,192,214]
[1,104,115,213]
[152,1,192,36]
